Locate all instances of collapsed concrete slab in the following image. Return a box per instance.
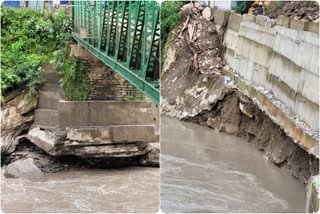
[27,127,57,153]
[27,125,158,160]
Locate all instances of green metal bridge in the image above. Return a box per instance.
[72,0,160,104]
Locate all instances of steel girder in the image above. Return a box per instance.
[72,0,160,104]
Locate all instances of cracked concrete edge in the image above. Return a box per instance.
[222,68,319,158]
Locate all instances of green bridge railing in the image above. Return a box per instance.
[72,0,160,104]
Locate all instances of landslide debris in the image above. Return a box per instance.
[265,1,319,22]
[177,3,228,75]
[161,3,232,118]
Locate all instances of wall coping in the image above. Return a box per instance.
[214,9,319,34]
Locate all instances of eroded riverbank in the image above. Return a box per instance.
[161,117,306,213]
[1,167,159,213]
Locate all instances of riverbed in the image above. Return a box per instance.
[161,117,306,213]
[1,167,159,213]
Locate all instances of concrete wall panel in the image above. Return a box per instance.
[59,101,155,127]
[301,71,319,105]
[239,22,276,49]
[269,53,301,92]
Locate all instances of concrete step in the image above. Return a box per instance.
[61,125,157,146]
[42,71,60,84]
[40,84,59,92]
[41,64,53,72]
[154,131,160,142]
[34,109,59,127]
[38,91,59,109]
[29,124,57,131]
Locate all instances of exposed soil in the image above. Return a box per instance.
[265,1,319,22]
[183,90,319,183]
[161,5,230,111]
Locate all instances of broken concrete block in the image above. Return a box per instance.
[27,127,56,153]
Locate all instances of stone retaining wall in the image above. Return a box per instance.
[69,44,144,101]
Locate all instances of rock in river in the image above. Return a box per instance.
[4,158,45,182]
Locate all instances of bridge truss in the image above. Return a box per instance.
[72,0,160,104]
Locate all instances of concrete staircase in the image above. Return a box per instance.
[28,65,159,162]
[32,65,60,130]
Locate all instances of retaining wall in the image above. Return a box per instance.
[69,44,144,101]
[58,100,156,128]
[213,10,319,156]
[214,10,319,131]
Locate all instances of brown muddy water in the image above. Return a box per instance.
[1,167,159,213]
[161,117,306,213]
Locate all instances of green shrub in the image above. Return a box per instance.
[52,48,91,101]
[161,1,183,53]
[125,92,144,101]
[0,7,71,99]
[234,1,253,14]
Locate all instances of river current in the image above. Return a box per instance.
[1,167,159,213]
[161,117,306,213]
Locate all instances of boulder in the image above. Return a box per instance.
[4,158,45,181]
[16,92,38,115]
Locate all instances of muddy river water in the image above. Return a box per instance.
[161,117,306,213]
[1,167,159,213]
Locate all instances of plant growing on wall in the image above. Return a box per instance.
[160,1,183,52]
[125,92,145,101]
[52,48,91,101]
[234,1,254,14]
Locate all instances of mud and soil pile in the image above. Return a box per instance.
[265,1,319,22]
[161,4,319,183]
[161,4,232,117]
